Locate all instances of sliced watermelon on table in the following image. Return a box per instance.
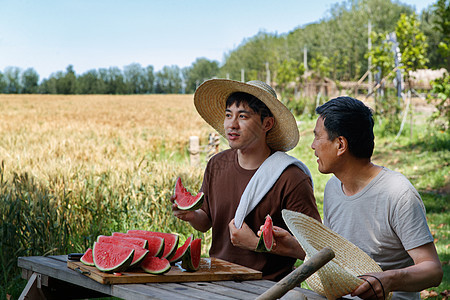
[112,232,165,257]
[92,242,134,273]
[141,256,171,275]
[127,230,178,260]
[174,177,204,211]
[96,239,149,268]
[80,248,94,266]
[169,234,193,264]
[108,233,149,249]
[181,238,201,272]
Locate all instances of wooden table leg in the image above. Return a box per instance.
[18,273,47,300]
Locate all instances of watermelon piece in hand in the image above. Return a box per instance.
[255,215,274,252]
[181,238,201,272]
[174,177,204,211]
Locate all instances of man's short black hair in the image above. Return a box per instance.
[316,96,375,158]
[226,92,273,123]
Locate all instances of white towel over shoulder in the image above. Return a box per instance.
[234,151,313,229]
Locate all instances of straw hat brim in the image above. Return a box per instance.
[193,79,299,152]
[282,209,392,300]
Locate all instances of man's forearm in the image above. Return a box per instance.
[188,209,211,232]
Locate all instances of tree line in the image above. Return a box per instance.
[0,0,448,96]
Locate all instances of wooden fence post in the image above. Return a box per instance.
[189,136,200,167]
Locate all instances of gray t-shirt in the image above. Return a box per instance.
[324,167,434,300]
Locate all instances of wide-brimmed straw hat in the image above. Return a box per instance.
[282,209,392,300]
[193,79,299,152]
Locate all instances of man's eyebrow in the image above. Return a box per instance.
[225,108,252,114]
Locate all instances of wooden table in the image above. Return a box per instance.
[18,255,328,300]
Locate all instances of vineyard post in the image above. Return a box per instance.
[189,136,200,167]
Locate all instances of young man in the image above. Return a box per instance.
[171,79,321,281]
[310,97,442,299]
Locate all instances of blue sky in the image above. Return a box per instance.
[0,0,436,79]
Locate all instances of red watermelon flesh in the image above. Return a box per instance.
[174,177,204,211]
[80,248,94,266]
[181,238,201,271]
[109,233,148,248]
[169,234,193,264]
[141,256,171,275]
[93,242,134,273]
[255,215,274,252]
[117,233,165,258]
[96,239,149,268]
[127,230,178,260]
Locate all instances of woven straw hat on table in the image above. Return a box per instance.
[193,79,299,152]
[282,209,392,300]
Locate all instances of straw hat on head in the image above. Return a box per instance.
[193,79,299,152]
[282,209,392,300]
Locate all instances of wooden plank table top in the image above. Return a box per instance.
[18,255,328,300]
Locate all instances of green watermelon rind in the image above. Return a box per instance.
[255,215,274,252]
[80,248,95,266]
[127,230,178,260]
[141,256,171,275]
[169,234,193,264]
[114,232,165,258]
[96,239,149,269]
[108,233,149,249]
[181,238,201,272]
[93,242,134,273]
[174,177,204,211]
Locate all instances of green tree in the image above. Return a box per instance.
[428,72,450,130]
[183,58,219,94]
[76,69,105,94]
[220,31,282,82]
[21,68,39,94]
[154,65,182,94]
[276,59,305,99]
[0,71,7,93]
[124,63,145,94]
[309,54,331,79]
[434,0,450,70]
[105,67,126,94]
[4,67,22,94]
[395,13,429,86]
[143,65,155,94]
[39,77,57,94]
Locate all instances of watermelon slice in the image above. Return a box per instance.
[112,232,165,257]
[255,215,274,252]
[108,233,149,248]
[141,256,171,275]
[93,242,134,273]
[96,238,149,268]
[127,230,179,260]
[169,234,193,264]
[174,177,204,211]
[181,238,201,272]
[80,248,94,266]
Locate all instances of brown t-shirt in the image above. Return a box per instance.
[200,149,321,281]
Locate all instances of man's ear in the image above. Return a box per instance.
[336,136,348,156]
[263,116,275,132]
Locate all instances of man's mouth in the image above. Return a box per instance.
[228,132,239,140]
